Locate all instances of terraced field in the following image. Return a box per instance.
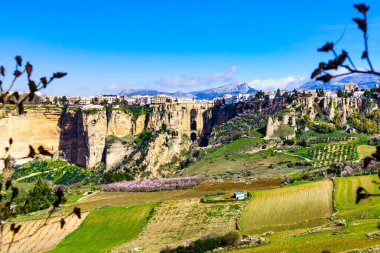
[240,180,333,233]
[113,199,245,253]
[49,204,156,253]
[335,174,380,218]
[2,213,88,253]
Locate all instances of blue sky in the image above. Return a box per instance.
[1,0,379,96]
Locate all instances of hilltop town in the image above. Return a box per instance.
[20,81,378,108]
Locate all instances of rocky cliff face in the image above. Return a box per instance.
[0,105,197,177]
[59,108,147,169]
[0,107,61,169]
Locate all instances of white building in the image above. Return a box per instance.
[78,97,92,106]
[151,95,171,104]
[97,94,119,104]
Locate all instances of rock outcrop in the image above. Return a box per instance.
[0,107,61,169]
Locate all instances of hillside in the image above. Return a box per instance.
[10,175,380,253]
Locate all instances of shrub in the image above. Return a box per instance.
[222,231,243,246]
[161,231,242,253]
[15,178,66,214]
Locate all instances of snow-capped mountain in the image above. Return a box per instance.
[189,82,257,100]
[118,82,257,100]
[298,73,380,91]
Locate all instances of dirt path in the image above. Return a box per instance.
[14,167,63,182]
[282,151,311,162]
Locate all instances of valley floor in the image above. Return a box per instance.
[4,174,380,253]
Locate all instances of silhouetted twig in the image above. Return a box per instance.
[311,4,380,83]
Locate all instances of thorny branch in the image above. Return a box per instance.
[0,56,81,252]
[311,4,380,83]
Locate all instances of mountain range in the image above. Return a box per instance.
[118,73,380,100]
[119,82,257,100]
[298,73,380,91]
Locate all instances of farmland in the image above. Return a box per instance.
[234,219,380,253]
[63,179,282,214]
[112,199,245,252]
[50,204,156,253]
[2,213,88,253]
[7,175,380,253]
[307,144,358,167]
[239,180,333,233]
[335,174,380,218]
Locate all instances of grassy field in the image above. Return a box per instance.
[234,219,380,253]
[335,174,380,218]
[112,199,245,253]
[186,138,303,177]
[3,213,88,253]
[240,180,333,233]
[49,204,156,253]
[357,145,376,160]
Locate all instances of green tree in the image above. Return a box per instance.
[275,124,294,140]
[18,178,64,214]
[316,88,325,97]
[373,109,380,133]
[255,90,265,100]
[275,89,281,98]
[337,88,344,98]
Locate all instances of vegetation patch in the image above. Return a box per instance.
[186,144,303,178]
[13,160,104,186]
[50,203,156,253]
[110,105,150,117]
[161,231,243,253]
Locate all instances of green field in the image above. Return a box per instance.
[335,174,380,218]
[186,138,303,177]
[49,203,156,253]
[240,180,333,233]
[234,219,380,253]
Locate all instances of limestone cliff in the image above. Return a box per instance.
[0,107,61,169]
[59,107,147,169]
[0,96,371,176]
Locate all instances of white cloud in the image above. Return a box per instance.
[248,76,308,91]
[155,66,239,88]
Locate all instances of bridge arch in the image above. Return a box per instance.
[190,109,197,131]
[190,132,197,142]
